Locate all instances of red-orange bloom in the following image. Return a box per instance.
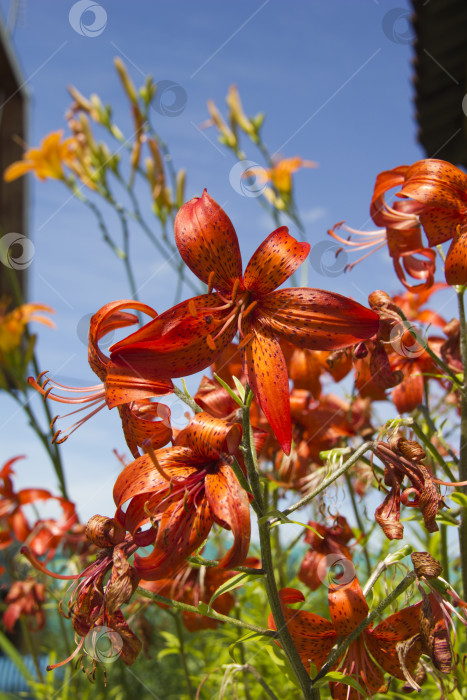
[140,557,261,632]
[113,412,250,580]
[269,576,422,699]
[398,159,467,285]
[3,578,47,633]
[110,191,379,454]
[29,301,173,457]
[329,165,436,291]
[0,456,78,559]
[298,516,355,591]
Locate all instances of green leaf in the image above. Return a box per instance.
[228,632,260,662]
[232,376,246,402]
[313,670,367,696]
[0,630,36,684]
[208,572,261,609]
[213,373,244,407]
[450,491,467,508]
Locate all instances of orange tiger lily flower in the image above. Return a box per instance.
[0,456,77,558]
[329,165,436,291]
[140,556,261,632]
[3,578,47,633]
[4,130,77,182]
[113,411,250,580]
[397,158,467,285]
[110,191,379,454]
[29,301,173,457]
[269,576,423,699]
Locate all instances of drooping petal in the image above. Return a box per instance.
[328,576,369,637]
[242,326,292,454]
[366,602,422,680]
[205,464,251,568]
[419,208,462,246]
[256,289,379,350]
[268,588,337,671]
[110,293,238,379]
[392,373,424,414]
[174,190,242,293]
[445,227,467,285]
[243,227,310,295]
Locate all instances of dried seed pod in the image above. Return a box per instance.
[85,515,126,548]
[411,552,442,579]
[390,436,426,462]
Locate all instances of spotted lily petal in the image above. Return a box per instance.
[242,326,292,454]
[120,401,172,459]
[269,588,337,670]
[256,288,379,350]
[110,293,238,379]
[445,228,467,285]
[178,411,242,458]
[243,227,310,295]
[400,159,467,210]
[328,577,369,637]
[174,189,242,293]
[205,463,251,568]
[366,603,422,680]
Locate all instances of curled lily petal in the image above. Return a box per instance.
[89,300,158,381]
[174,189,242,293]
[110,293,238,379]
[399,159,467,210]
[120,401,172,459]
[370,165,409,227]
[177,411,242,458]
[243,227,310,295]
[256,288,379,350]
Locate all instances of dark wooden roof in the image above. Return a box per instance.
[0,13,29,303]
[411,0,467,166]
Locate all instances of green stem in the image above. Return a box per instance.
[235,664,279,700]
[344,471,371,577]
[312,571,417,686]
[456,287,467,597]
[410,421,457,482]
[2,261,68,498]
[241,387,319,700]
[440,524,450,583]
[395,307,461,388]
[136,588,275,637]
[280,442,375,519]
[173,384,203,414]
[172,612,194,700]
[20,617,44,682]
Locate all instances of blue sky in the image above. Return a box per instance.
[0,0,457,520]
